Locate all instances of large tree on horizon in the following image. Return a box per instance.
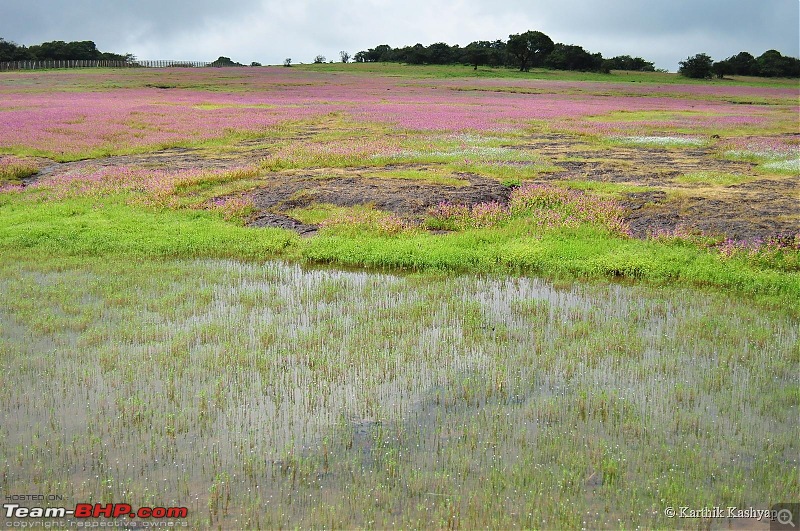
[678,53,714,79]
[507,30,554,71]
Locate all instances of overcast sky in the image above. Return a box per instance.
[1,0,798,71]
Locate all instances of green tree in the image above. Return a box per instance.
[99,51,130,62]
[29,40,100,60]
[678,53,714,79]
[28,40,66,60]
[211,56,241,67]
[359,44,392,62]
[726,51,759,75]
[65,41,100,60]
[0,38,34,61]
[507,30,554,71]
[463,42,490,70]
[486,40,507,67]
[756,49,800,77]
[401,44,427,65]
[545,44,604,72]
[603,55,655,72]
[712,59,731,78]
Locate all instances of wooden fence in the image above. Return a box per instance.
[0,60,211,71]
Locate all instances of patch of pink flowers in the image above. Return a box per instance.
[429,183,630,235]
[27,164,257,205]
[428,201,507,230]
[319,210,415,235]
[720,136,800,159]
[0,182,24,193]
[208,196,255,221]
[2,68,794,160]
[717,234,800,259]
[509,183,630,235]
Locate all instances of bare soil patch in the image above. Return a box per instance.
[26,145,273,182]
[250,171,510,227]
[23,133,798,240]
[622,178,800,240]
[529,134,799,240]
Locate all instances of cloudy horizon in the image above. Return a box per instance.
[1,0,798,72]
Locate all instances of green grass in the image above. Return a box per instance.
[673,171,756,186]
[363,168,470,186]
[0,127,286,163]
[295,62,800,87]
[759,158,800,174]
[304,223,799,311]
[606,135,706,148]
[556,180,656,197]
[0,196,296,259]
[0,194,797,313]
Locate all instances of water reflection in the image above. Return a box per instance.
[0,259,796,528]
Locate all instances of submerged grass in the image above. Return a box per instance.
[0,254,796,528]
[303,226,800,312]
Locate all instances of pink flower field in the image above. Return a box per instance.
[1,66,797,245]
[2,67,797,159]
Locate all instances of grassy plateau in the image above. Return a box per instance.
[0,64,798,528]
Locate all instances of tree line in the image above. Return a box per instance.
[355,31,799,78]
[679,50,800,79]
[0,38,132,63]
[353,31,657,73]
[4,34,797,78]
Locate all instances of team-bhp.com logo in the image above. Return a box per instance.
[4,503,188,519]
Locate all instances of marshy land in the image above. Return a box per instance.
[0,64,798,528]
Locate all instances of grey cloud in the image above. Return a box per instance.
[1,0,797,70]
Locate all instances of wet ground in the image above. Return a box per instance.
[250,170,510,235]
[22,133,799,240]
